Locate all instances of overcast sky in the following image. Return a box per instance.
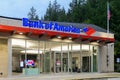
[0,0,71,18]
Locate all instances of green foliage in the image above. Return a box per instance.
[110,0,120,41]
[57,7,67,22]
[44,0,66,21]
[114,42,120,55]
[44,1,53,21]
[28,7,39,20]
[32,0,120,54]
[67,0,87,23]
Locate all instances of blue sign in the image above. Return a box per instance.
[22,18,89,34]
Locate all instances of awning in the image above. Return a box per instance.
[0,24,114,43]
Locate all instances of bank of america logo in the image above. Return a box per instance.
[83,26,96,36]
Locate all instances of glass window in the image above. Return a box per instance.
[62,43,68,72]
[12,39,25,75]
[24,40,40,75]
[39,41,44,73]
[71,44,80,73]
[43,42,51,73]
[81,44,91,72]
[51,42,62,73]
[11,38,99,75]
[26,40,39,68]
[92,45,98,72]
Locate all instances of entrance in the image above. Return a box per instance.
[53,52,68,73]
[51,43,69,73]
[11,38,99,75]
[55,52,61,73]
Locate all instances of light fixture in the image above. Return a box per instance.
[27,31,32,36]
[51,44,90,52]
[12,39,33,48]
[96,39,102,43]
[19,32,23,35]
[50,35,61,39]
[21,50,43,54]
[57,35,61,39]
[68,36,72,40]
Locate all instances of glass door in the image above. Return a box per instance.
[92,45,98,72]
[82,44,91,72]
[82,56,91,72]
[12,39,25,75]
[51,42,62,73]
[62,43,68,72]
[43,42,51,73]
[55,52,61,73]
[63,53,68,72]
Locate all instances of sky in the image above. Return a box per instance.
[0,0,71,18]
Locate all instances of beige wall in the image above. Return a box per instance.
[99,43,114,72]
[0,39,8,77]
[108,43,114,72]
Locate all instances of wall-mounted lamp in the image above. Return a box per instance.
[19,32,23,35]
[68,36,72,40]
[57,35,61,39]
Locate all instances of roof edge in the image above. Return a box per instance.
[0,15,22,20]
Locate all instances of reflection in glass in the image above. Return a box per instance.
[51,42,62,73]
[71,44,80,72]
[12,39,25,75]
[62,43,68,72]
[82,44,91,72]
[39,41,44,73]
[43,42,51,73]
[11,38,99,75]
[92,45,98,72]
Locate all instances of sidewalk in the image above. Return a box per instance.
[0,73,120,80]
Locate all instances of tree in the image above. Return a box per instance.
[52,0,60,21]
[44,0,66,21]
[57,7,67,21]
[110,0,120,41]
[67,0,87,23]
[44,1,53,21]
[28,6,39,20]
[86,0,107,28]
[108,0,120,62]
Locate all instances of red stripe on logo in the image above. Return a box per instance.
[85,26,96,36]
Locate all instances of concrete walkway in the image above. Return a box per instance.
[0,73,120,80]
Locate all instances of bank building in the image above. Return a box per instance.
[0,16,114,77]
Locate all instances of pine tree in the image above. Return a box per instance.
[67,0,87,23]
[44,0,66,21]
[44,1,52,20]
[28,6,39,20]
[57,7,67,22]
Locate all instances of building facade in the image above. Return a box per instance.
[0,16,114,77]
